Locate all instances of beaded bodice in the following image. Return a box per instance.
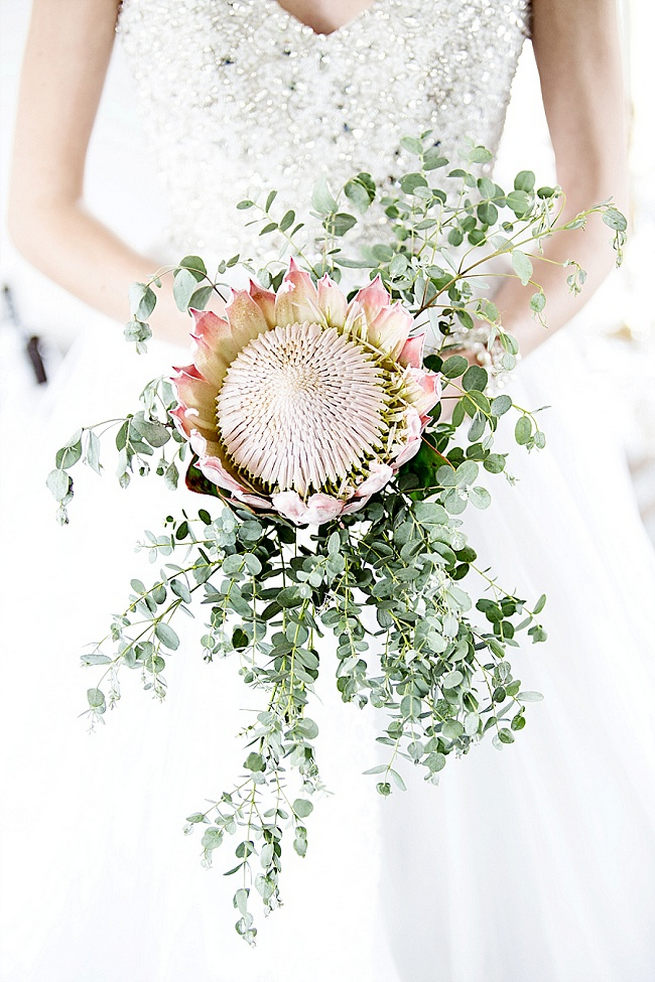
[117,0,530,260]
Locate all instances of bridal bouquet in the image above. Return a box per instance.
[49,134,625,944]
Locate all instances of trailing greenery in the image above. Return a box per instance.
[49,133,624,944]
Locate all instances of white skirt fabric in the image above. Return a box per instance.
[0,324,653,982]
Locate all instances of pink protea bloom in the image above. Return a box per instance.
[171,259,440,526]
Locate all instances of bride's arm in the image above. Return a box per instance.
[7,0,192,343]
[492,0,629,356]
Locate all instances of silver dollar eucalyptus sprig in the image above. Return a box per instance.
[49,134,625,943]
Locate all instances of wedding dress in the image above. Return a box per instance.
[1,1,654,980]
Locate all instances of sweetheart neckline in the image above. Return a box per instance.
[262,0,388,41]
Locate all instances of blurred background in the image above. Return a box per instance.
[1,0,653,537]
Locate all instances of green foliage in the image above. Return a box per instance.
[49,131,625,944]
[69,489,548,940]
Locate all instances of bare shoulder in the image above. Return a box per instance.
[531,0,620,42]
[9,0,123,233]
[529,0,627,194]
[26,0,122,46]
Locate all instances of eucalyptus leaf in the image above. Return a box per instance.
[311,177,337,216]
[180,255,207,280]
[511,249,533,286]
[173,268,200,311]
[47,469,71,502]
[293,799,314,819]
[155,622,180,650]
[515,416,532,445]
[54,136,589,943]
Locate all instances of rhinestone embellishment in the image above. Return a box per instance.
[117,0,530,262]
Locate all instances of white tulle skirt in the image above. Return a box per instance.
[1,324,653,982]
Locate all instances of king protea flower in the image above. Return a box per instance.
[171,259,440,525]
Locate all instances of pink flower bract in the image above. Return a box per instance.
[172,259,440,525]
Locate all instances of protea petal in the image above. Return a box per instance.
[341,496,370,515]
[171,365,217,429]
[172,257,436,522]
[269,490,307,524]
[232,489,273,510]
[351,275,389,325]
[405,405,423,440]
[188,429,223,461]
[304,493,346,524]
[225,289,270,347]
[190,349,230,389]
[248,280,277,327]
[341,299,367,342]
[398,332,426,369]
[367,302,413,359]
[190,308,246,376]
[274,257,320,327]
[317,274,348,326]
[271,489,344,526]
[189,331,232,388]
[393,438,422,468]
[354,462,394,497]
[190,308,230,344]
[198,452,251,496]
[169,405,217,447]
[390,407,423,469]
[406,368,442,416]
[169,404,194,440]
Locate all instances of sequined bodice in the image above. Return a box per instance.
[118,0,530,260]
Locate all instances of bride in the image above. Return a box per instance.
[3,1,654,980]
